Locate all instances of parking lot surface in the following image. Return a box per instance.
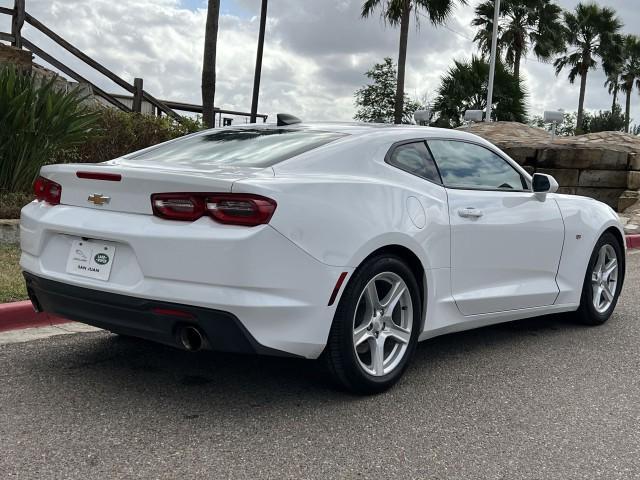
[2,252,640,479]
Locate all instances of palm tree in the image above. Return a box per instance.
[604,70,621,112]
[250,0,268,123]
[472,0,564,80]
[553,2,622,133]
[432,55,527,127]
[619,35,640,133]
[202,0,221,128]
[361,0,467,125]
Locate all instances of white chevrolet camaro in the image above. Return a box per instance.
[21,115,625,394]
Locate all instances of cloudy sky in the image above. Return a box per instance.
[1,0,639,124]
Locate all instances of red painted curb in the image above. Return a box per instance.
[0,300,69,333]
[626,234,640,250]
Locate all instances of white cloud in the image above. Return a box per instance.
[1,0,639,124]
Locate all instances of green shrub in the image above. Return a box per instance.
[54,109,203,164]
[582,105,626,134]
[0,65,203,203]
[0,66,100,193]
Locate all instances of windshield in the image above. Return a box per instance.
[126,128,347,168]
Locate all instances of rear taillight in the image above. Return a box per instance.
[206,195,277,226]
[151,193,277,226]
[152,194,205,221]
[33,176,62,205]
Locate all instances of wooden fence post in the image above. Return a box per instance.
[11,0,25,49]
[132,77,143,113]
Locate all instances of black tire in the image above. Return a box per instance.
[574,232,624,326]
[324,254,421,395]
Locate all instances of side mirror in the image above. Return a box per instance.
[532,173,559,194]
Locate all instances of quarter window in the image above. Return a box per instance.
[427,140,526,190]
[387,142,441,184]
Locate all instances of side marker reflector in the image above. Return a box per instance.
[328,272,349,306]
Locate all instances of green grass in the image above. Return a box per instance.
[0,244,27,303]
[0,192,32,219]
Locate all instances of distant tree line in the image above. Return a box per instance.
[355,0,640,135]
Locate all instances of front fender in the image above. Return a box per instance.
[554,194,625,305]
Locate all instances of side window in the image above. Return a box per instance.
[427,140,526,191]
[386,142,442,184]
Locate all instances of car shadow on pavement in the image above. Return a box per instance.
[16,311,586,410]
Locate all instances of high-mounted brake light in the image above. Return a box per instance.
[33,176,62,205]
[76,171,122,181]
[151,193,277,226]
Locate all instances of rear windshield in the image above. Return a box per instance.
[126,128,347,167]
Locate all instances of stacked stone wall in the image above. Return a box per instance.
[502,145,638,211]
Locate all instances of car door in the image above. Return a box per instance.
[427,139,565,316]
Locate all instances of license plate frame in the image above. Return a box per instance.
[65,239,116,281]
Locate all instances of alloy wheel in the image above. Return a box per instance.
[591,244,619,314]
[352,272,413,376]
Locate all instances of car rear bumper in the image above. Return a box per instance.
[24,272,301,357]
[20,202,352,358]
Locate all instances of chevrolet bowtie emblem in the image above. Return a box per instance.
[87,193,110,206]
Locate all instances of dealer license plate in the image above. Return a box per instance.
[65,239,116,281]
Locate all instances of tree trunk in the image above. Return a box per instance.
[202,0,220,128]
[576,69,588,134]
[513,48,521,80]
[250,0,268,124]
[625,85,632,133]
[612,85,618,111]
[393,0,411,125]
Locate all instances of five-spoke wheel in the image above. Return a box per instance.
[352,272,413,377]
[324,255,420,394]
[576,232,624,325]
[590,244,619,314]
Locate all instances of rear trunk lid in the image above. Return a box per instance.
[40,161,272,215]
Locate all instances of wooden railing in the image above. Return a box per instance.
[0,0,267,124]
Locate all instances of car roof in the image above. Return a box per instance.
[229,121,488,144]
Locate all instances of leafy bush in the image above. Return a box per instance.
[582,105,626,133]
[0,67,100,193]
[55,109,203,164]
[528,105,627,136]
[528,112,578,136]
[354,58,422,124]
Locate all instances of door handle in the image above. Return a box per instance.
[458,207,484,218]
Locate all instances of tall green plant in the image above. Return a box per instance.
[619,35,640,133]
[361,0,467,125]
[472,0,564,79]
[604,69,622,111]
[553,2,622,133]
[0,67,99,192]
[354,57,422,124]
[432,55,527,127]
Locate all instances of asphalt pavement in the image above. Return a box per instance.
[2,252,640,479]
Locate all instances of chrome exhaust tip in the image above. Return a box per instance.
[179,326,204,352]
